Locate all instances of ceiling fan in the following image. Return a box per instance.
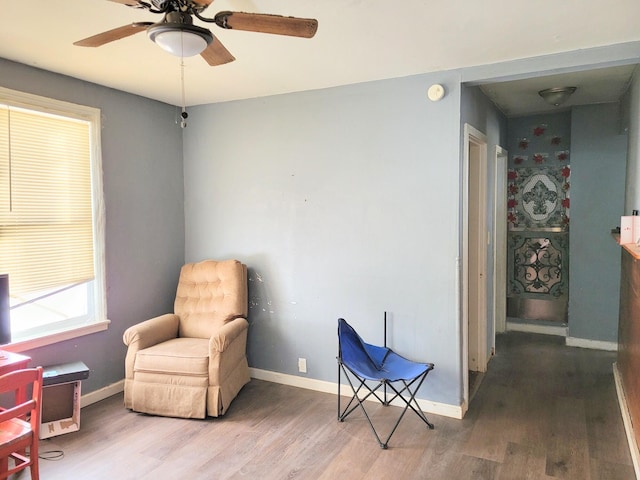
[74,0,318,66]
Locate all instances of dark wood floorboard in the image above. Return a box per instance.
[24,332,634,479]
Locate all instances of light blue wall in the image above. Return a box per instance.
[183,73,465,405]
[0,58,185,393]
[183,45,640,410]
[570,103,627,342]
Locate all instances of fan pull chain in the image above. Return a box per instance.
[179,34,188,129]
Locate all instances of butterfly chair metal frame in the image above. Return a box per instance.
[337,317,434,449]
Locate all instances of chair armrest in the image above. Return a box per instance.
[123,313,180,349]
[208,317,249,386]
[123,313,180,380]
[209,317,249,353]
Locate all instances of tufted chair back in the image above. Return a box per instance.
[174,259,248,339]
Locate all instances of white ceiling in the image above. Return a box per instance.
[2,0,640,107]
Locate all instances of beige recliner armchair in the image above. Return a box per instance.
[123,259,250,418]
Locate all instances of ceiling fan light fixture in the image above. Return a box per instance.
[148,23,213,57]
[538,87,577,106]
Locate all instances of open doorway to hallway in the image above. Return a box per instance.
[479,64,633,343]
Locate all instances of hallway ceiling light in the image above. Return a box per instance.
[538,87,577,106]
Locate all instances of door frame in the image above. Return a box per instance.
[493,146,508,338]
[462,123,489,410]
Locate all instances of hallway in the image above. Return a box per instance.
[462,331,633,479]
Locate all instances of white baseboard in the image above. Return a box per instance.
[506,321,567,337]
[80,379,124,408]
[80,370,465,421]
[249,367,464,420]
[565,337,618,352]
[506,321,618,352]
[613,363,640,479]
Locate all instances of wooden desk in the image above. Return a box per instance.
[0,350,31,411]
[0,351,30,377]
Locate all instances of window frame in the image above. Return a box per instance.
[0,86,109,353]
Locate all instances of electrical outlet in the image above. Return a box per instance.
[298,357,307,373]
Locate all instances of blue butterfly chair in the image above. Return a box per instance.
[337,318,434,449]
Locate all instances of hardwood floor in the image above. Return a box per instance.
[31,332,634,479]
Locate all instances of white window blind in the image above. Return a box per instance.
[0,86,107,348]
[0,105,94,296]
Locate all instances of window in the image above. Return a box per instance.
[0,87,107,350]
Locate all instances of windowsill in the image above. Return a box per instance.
[0,319,110,353]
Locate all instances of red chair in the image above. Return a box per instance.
[0,367,43,480]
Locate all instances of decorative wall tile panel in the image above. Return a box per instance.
[507,233,568,300]
[507,166,570,231]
